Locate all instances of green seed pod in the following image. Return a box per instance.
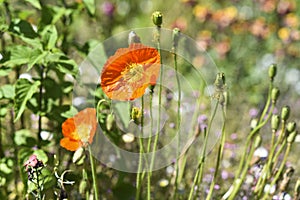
[106,113,115,131]
[172,28,180,48]
[271,114,280,131]
[254,135,262,148]
[152,11,163,27]
[271,87,280,104]
[286,121,296,133]
[287,130,297,143]
[268,64,277,81]
[281,106,290,122]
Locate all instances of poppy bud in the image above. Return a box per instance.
[172,28,180,48]
[268,64,277,81]
[128,31,141,45]
[106,113,115,131]
[271,87,280,104]
[73,147,85,164]
[152,11,163,27]
[287,130,297,143]
[250,118,258,129]
[271,114,280,131]
[281,106,290,122]
[254,135,262,148]
[286,121,296,133]
[131,107,142,123]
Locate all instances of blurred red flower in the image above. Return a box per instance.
[101,43,160,101]
[60,108,97,151]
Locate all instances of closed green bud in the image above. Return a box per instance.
[268,64,277,81]
[254,135,262,148]
[106,113,115,131]
[72,147,85,164]
[271,114,280,131]
[250,118,258,129]
[271,87,280,104]
[286,121,296,133]
[172,28,180,48]
[287,130,297,143]
[281,106,290,122]
[152,11,163,27]
[131,107,142,123]
[128,31,141,45]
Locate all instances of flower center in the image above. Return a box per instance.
[122,63,144,83]
[77,124,92,144]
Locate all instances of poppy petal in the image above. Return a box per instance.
[60,137,81,151]
[101,43,160,101]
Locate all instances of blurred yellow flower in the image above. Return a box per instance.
[278,27,290,42]
[193,5,209,22]
[284,13,299,28]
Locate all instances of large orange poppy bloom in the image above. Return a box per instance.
[60,108,97,151]
[101,43,161,101]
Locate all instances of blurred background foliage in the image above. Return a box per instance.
[0,0,300,199]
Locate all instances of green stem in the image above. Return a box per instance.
[206,106,226,200]
[88,145,99,200]
[173,43,182,198]
[136,96,145,200]
[147,26,163,199]
[227,140,256,200]
[188,101,219,200]
[261,143,291,200]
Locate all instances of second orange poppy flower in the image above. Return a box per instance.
[101,43,161,101]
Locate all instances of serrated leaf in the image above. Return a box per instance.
[8,19,38,39]
[0,84,14,99]
[25,0,41,9]
[27,51,47,71]
[83,0,96,15]
[3,45,32,66]
[41,25,58,50]
[14,79,41,122]
[61,106,78,118]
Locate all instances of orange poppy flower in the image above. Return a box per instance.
[101,43,161,101]
[60,108,97,151]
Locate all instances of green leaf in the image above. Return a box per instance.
[61,106,78,118]
[83,0,96,15]
[41,25,58,50]
[27,51,48,71]
[14,129,36,146]
[0,158,14,174]
[0,66,12,77]
[14,79,41,122]
[25,0,41,9]
[33,149,48,164]
[8,19,38,39]
[0,84,14,99]
[3,45,33,67]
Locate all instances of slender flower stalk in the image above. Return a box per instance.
[206,106,226,200]
[147,11,163,200]
[172,28,182,198]
[88,145,99,200]
[188,102,219,200]
[136,97,145,200]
